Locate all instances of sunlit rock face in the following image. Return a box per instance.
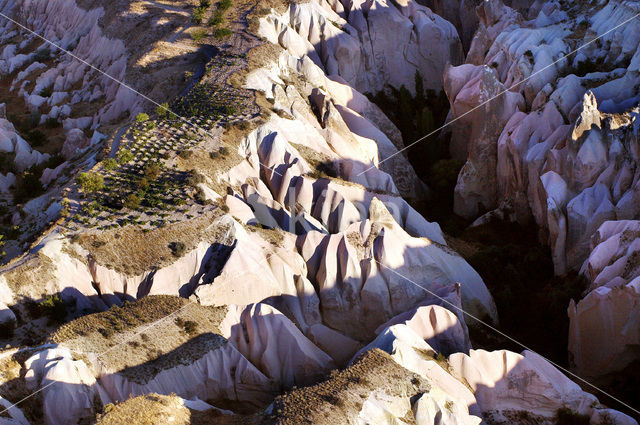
[257,0,464,95]
[0,0,638,423]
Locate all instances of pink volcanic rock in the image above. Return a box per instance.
[220,304,335,388]
[448,349,637,424]
[61,128,88,159]
[374,304,471,355]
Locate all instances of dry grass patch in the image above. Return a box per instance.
[96,392,260,425]
[265,349,430,424]
[75,211,230,275]
[52,295,228,384]
[2,253,56,295]
[244,223,285,247]
[96,393,190,425]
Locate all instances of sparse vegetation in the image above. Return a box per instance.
[192,7,206,24]
[191,29,208,42]
[554,407,590,425]
[213,27,232,40]
[38,294,71,323]
[169,241,186,257]
[33,47,50,62]
[102,158,118,171]
[144,163,162,181]
[38,85,53,97]
[218,0,232,11]
[77,172,105,193]
[123,193,141,210]
[155,102,169,118]
[208,10,224,26]
[117,149,134,164]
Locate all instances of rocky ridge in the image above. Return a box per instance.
[0,0,637,424]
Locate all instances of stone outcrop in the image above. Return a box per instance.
[444,0,640,383]
[258,0,464,96]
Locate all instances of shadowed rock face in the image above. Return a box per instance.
[441,0,640,386]
[0,0,638,424]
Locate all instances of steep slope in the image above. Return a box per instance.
[0,0,636,424]
[443,0,640,389]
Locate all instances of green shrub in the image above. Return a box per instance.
[117,149,134,164]
[13,167,44,203]
[191,28,208,42]
[186,171,205,186]
[144,163,162,181]
[27,112,41,128]
[123,193,141,209]
[39,294,70,323]
[26,130,46,146]
[178,150,193,160]
[170,241,186,257]
[44,117,61,128]
[192,7,206,24]
[200,0,211,7]
[213,28,232,39]
[208,10,224,26]
[39,85,53,97]
[175,317,198,335]
[136,178,149,190]
[218,0,232,11]
[429,159,464,194]
[102,158,118,171]
[156,102,169,118]
[33,48,50,62]
[77,172,104,193]
[135,112,149,122]
[0,319,15,339]
[554,407,590,425]
[183,320,198,335]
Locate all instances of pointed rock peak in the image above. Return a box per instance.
[572,91,602,141]
[368,197,396,230]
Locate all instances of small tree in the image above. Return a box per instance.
[39,294,69,323]
[60,198,70,218]
[192,7,206,23]
[170,241,186,257]
[77,172,104,193]
[144,163,162,181]
[123,193,141,209]
[102,158,118,171]
[136,178,149,190]
[156,102,169,118]
[135,113,149,123]
[117,149,134,164]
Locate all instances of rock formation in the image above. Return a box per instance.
[0,0,636,424]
